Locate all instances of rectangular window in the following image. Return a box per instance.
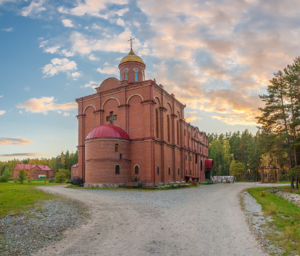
[115,165,120,175]
[125,73,128,80]
[157,166,159,175]
[135,72,138,81]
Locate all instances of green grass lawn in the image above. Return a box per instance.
[0,180,65,218]
[248,186,300,255]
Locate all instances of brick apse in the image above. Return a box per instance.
[74,44,211,186]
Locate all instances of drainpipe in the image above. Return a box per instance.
[151,82,156,186]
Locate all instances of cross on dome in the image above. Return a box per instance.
[128,37,135,50]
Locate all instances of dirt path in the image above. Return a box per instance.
[33,183,278,256]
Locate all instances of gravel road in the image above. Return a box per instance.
[33,183,280,256]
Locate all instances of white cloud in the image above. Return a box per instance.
[24,87,30,91]
[97,63,119,75]
[0,153,46,157]
[71,72,81,80]
[0,95,3,98]
[62,19,74,28]
[0,138,33,145]
[82,81,98,89]
[58,0,128,18]
[89,54,99,61]
[116,18,125,27]
[1,28,12,32]
[185,115,202,123]
[63,112,70,116]
[57,110,61,114]
[0,110,5,115]
[44,46,60,54]
[21,0,46,17]
[61,49,75,57]
[16,97,77,114]
[42,58,77,77]
[116,8,129,16]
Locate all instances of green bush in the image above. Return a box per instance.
[49,177,55,183]
[0,167,12,182]
[18,169,27,184]
[54,169,68,183]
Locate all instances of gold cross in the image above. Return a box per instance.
[128,37,135,49]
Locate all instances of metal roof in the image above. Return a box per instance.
[86,124,130,140]
[15,164,52,171]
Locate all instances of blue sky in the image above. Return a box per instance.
[1,0,300,161]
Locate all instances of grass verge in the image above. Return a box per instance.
[0,181,65,218]
[248,186,300,255]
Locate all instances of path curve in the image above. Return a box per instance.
[33,183,279,256]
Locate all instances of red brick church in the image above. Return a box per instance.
[73,39,213,186]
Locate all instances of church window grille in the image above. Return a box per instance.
[156,108,159,138]
[124,68,128,80]
[135,165,139,175]
[115,144,119,153]
[115,165,120,175]
[178,168,180,175]
[168,167,170,175]
[167,115,170,142]
[157,166,159,175]
[177,120,179,145]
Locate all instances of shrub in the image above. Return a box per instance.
[0,167,12,182]
[205,179,214,185]
[54,169,67,183]
[49,177,55,183]
[70,176,84,187]
[18,169,27,184]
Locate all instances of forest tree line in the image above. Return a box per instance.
[0,150,78,176]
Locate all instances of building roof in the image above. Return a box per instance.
[15,164,52,171]
[205,159,214,169]
[119,47,145,65]
[86,124,130,140]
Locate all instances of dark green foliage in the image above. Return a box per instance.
[0,166,12,182]
[70,176,84,187]
[17,169,26,184]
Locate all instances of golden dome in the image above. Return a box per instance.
[119,48,145,65]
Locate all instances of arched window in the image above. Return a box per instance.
[156,108,159,138]
[115,165,120,175]
[115,144,119,153]
[178,168,180,175]
[186,169,187,174]
[190,155,191,161]
[184,129,186,136]
[201,160,203,171]
[135,165,139,175]
[157,166,159,175]
[177,120,179,145]
[134,68,138,81]
[168,167,170,175]
[167,115,170,142]
[195,155,197,164]
[190,169,192,175]
[124,68,128,80]
[186,154,187,161]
